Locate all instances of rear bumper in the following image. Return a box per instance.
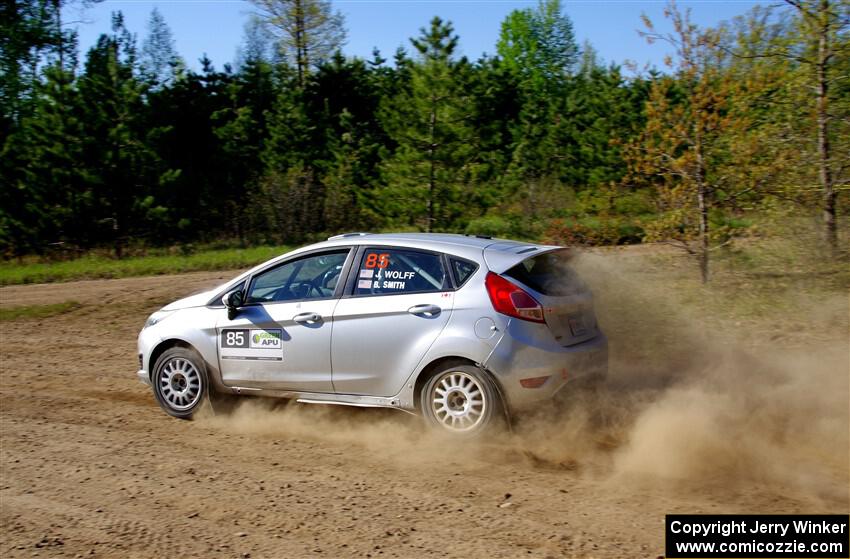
[484,330,608,411]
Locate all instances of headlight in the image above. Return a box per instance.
[144,310,175,329]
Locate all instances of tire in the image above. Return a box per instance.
[420,364,504,436]
[152,347,208,419]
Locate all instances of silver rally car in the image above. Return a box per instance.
[137,233,608,434]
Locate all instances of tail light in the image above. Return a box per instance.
[485,272,545,323]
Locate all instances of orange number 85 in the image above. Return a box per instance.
[365,253,389,269]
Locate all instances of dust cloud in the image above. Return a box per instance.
[512,249,849,504]
[199,248,849,505]
[196,397,511,472]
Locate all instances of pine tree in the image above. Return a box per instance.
[140,8,183,89]
[236,16,279,68]
[77,12,162,256]
[1,66,84,256]
[1,0,62,128]
[559,63,648,190]
[145,58,237,242]
[211,57,276,243]
[260,67,325,242]
[379,17,480,232]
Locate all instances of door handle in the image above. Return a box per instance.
[293,312,321,324]
[408,304,441,317]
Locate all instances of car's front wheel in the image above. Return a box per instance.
[420,364,504,436]
[152,347,208,419]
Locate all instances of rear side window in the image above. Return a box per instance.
[450,258,478,287]
[503,250,587,296]
[354,248,448,296]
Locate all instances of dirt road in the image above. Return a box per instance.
[1,257,848,558]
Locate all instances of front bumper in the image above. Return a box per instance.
[137,368,151,386]
[484,330,608,411]
[137,325,160,387]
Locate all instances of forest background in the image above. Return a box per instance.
[2,0,848,283]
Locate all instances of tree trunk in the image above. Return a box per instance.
[112,218,123,259]
[427,102,437,233]
[294,0,306,87]
[697,182,709,283]
[695,126,710,283]
[53,0,63,70]
[815,0,837,255]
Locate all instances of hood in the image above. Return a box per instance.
[161,289,215,311]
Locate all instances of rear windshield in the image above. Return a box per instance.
[503,250,587,296]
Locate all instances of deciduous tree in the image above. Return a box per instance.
[248,0,346,87]
[628,3,737,282]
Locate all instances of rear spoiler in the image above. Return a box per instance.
[482,243,566,274]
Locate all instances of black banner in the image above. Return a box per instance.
[666,515,849,558]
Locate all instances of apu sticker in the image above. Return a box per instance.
[250,329,282,348]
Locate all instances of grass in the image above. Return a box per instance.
[0,301,81,321]
[0,246,291,286]
[604,236,848,350]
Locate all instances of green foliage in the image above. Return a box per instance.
[464,216,513,238]
[2,66,83,256]
[543,216,646,246]
[0,0,67,128]
[0,1,845,272]
[497,0,580,183]
[497,0,578,86]
[75,14,165,257]
[379,17,481,231]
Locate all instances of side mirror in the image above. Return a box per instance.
[222,289,244,320]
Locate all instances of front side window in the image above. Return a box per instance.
[354,248,448,296]
[246,250,349,304]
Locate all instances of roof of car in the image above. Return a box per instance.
[322,232,550,251]
[209,232,563,297]
[317,232,562,272]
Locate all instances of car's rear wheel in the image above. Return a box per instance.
[152,347,208,419]
[420,364,503,436]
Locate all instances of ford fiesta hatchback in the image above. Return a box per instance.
[137,233,608,434]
